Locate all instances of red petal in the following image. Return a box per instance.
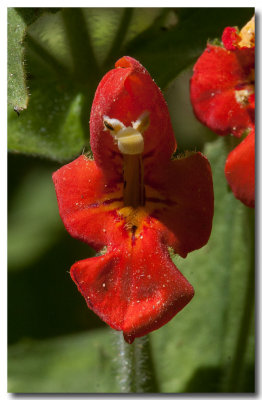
[53,152,214,258]
[90,56,176,180]
[222,27,240,50]
[225,129,255,208]
[145,152,214,257]
[190,45,254,137]
[52,155,125,251]
[70,224,194,343]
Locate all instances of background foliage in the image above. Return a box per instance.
[8,7,254,393]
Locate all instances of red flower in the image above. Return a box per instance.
[53,56,214,343]
[225,127,255,208]
[190,17,255,208]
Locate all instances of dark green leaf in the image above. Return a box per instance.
[8,165,63,270]
[165,67,217,152]
[8,84,86,161]
[15,7,61,25]
[125,8,254,88]
[8,330,119,393]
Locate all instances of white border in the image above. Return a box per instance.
[2,2,260,400]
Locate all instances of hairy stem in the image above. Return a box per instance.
[117,333,159,393]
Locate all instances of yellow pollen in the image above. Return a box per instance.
[119,207,148,227]
[235,89,252,106]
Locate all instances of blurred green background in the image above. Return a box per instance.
[8,8,255,393]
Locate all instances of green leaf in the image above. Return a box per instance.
[164,67,217,152]
[8,87,86,161]
[8,8,61,112]
[15,7,61,25]
[8,165,63,270]
[8,10,89,161]
[8,329,119,393]
[8,8,28,111]
[125,7,254,88]
[80,8,162,68]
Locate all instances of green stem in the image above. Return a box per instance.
[117,333,159,393]
[226,207,255,392]
[224,135,242,155]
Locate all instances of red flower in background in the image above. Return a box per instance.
[53,56,214,343]
[190,17,255,208]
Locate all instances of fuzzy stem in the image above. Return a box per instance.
[117,333,159,393]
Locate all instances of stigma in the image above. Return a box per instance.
[103,111,150,155]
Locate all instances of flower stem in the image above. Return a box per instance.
[117,333,159,393]
[225,207,255,392]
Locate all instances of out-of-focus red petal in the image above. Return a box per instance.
[70,224,194,343]
[190,45,254,137]
[145,152,214,257]
[90,56,176,180]
[225,129,255,208]
[53,155,125,251]
[222,27,240,50]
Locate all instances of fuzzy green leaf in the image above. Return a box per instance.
[8,330,119,393]
[8,8,28,111]
[8,165,63,270]
[8,8,60,111]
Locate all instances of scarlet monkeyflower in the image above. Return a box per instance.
[190,17,255,208]
[53,56,214,343]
